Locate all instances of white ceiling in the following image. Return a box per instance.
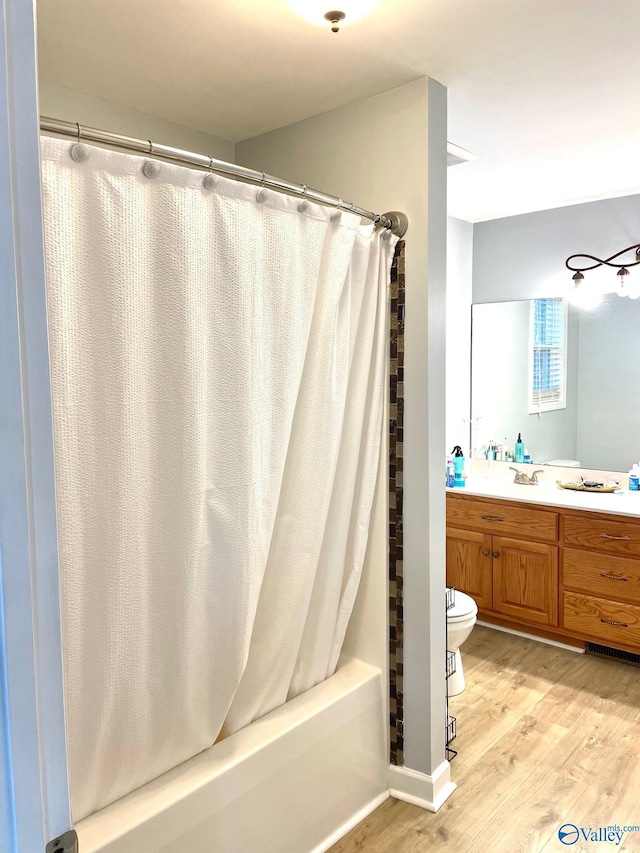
[37,0,640,222]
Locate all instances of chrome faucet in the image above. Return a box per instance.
[509,467,544,486]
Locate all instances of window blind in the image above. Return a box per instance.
[530,297,566,412]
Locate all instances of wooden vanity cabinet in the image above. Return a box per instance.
[492,536,559,627]
[447,492,640,654]
[446,493,560,628]
[445,528,492,610]
[561,511,640,654]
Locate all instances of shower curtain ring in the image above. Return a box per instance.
[70,122,90,162]
[143,141,161,178]
[256,171,269,203]
[330,199,343,223]
[298,185,309,213]
[203,156,219,190]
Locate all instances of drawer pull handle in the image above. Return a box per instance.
[600,617,630,627]
[599,571,630,581]
[481,514,504,522]
[600,533,631,541]
[492,552,500,559]
[482,550,490,557]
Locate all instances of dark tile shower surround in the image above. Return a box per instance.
[389,241,404,766]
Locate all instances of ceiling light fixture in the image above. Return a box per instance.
[287,0,379,32]
[566,243,640,300]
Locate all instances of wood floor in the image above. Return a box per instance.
[330,626,640,852]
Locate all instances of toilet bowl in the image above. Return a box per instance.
[447,590,478,696]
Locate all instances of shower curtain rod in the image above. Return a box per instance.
[40,116,409,238]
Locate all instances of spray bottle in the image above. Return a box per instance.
[452,445,465,488]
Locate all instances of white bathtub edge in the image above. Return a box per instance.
[310,790,389,853]
[76,658,387,853]
[389,761,456,813]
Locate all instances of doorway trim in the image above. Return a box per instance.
[0,0,71,849]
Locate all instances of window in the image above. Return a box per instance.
[529,297,567,413]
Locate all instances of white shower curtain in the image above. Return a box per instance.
[41,136,397,821]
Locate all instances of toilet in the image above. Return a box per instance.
[447,591,478,696]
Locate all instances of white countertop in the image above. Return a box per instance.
[447,476,640,519]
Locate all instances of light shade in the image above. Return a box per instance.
[287,0,379,28]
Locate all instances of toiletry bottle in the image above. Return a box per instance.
[452,445,465,487]
[446,455,455,488]
[524,449,531,464]
[630,465,640,492]
[515,433,525,463]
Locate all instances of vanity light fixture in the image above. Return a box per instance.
[566,243,640,300]
[287,0,379,32]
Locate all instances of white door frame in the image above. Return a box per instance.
[0,0,71,850]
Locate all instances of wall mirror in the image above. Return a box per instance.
[471,294,640,473]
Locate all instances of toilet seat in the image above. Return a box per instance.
[447,590,478,621]
[447,591,478,696]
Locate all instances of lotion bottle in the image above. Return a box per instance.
[515,433,525,463]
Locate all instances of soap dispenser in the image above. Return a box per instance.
[515,433,525,463]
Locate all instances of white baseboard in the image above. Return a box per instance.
[311,790,390,853]
[476,620,585,653]
[388,762,456,813]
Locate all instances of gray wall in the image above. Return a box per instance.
[473,193,640,304]
[39,82,235,162]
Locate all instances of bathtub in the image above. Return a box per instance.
[75,659,388,853]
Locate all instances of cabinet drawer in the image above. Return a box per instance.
[563,549,640,605]
[563,591,640,649]
[563,515,640,558]
[446,496,558,542]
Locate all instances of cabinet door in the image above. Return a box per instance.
[493,536,559,626]
[446,527,493,610]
